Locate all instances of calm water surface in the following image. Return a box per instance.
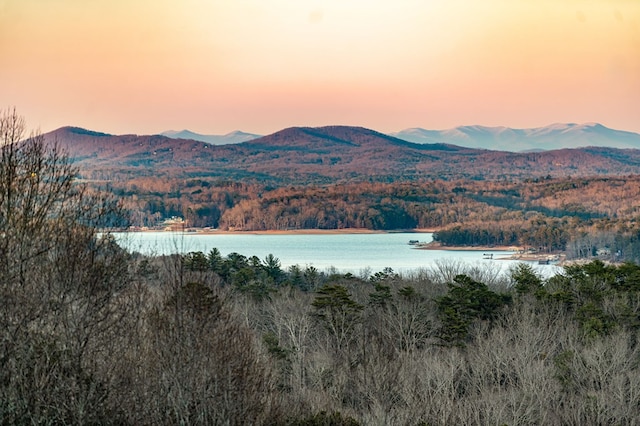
[116,231,560,276]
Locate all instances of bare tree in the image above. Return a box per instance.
[0,109,131,424]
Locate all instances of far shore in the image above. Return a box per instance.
[192,228,385,235]
[126,227,439,235]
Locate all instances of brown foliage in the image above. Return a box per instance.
[46,124,640,184]
[6,112,640,425]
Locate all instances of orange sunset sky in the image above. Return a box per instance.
[1,0,639,135]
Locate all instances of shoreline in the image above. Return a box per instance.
[414,241,523,252]
[194,228,384,235]
[126,227,438,235]
[416,242,566,263]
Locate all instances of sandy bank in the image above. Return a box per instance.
[415,241,522,252]
[137,228,435,236]
[193,228,384,235]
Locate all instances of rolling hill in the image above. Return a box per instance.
[44,125,640,184]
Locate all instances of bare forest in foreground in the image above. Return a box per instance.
[2,111,640,425]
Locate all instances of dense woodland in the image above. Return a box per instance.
[2,111,640,424]
[110,176,640,261]
[43,123,640,262]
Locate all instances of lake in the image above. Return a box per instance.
[115,231,560,277]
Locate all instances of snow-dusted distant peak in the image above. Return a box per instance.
[392,123,640,151]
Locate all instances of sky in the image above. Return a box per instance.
[0,0,639,135]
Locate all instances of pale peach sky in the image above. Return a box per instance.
[1,0,639,135]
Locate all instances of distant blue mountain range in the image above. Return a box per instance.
[390,123,640,152]
[160,129,261,145]
[160,123,640,152]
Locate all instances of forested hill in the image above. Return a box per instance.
[44,125,640,183]
[40,125,640,258]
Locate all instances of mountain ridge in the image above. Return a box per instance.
[43,124,640,184]
[160,129,260,144]
[391,123,640,151]
[156,122,640,151]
